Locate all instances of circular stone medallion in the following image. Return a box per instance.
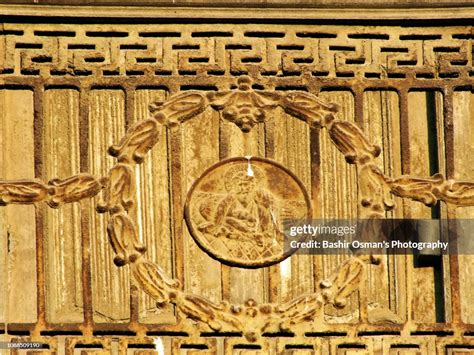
[185,157,312,268]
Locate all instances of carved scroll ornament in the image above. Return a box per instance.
[1,75,473,340]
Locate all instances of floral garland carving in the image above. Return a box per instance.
[131,256,374,342]
[1,76,474,341]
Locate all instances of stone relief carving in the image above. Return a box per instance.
[390,173,474,207]
[328,120,382,165]
[280,91,339,127]
[107,212,147,267]
[390,174,444,206]
[96,163,135,214]
[148,76,339,133]
[358,164,395,217]
[2,24,471,80]
[0,180,50,205]
[132,255,375,342]
[1,76,474,341]
[47,173,104,208]
[0,174,103,206]
[436,179,474,206]
[185,157,311,268]
[149,91,208,127]
[108,118,159,164]
[207,76,280,132]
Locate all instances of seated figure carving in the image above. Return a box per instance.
[196,166,283,250]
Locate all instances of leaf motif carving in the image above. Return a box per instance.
[276,293,322,330]
[150,92,207,127]
[0,180,49,205]
[86,79,474,343]
[47,174,103,208]
[97,164,135,213]
[280,91,339,127]
[180,294,231,331]
[208,76,280,132]
[390,173,444,206]
[107,212,146,266]
[358,164,394,216]
[132,255,370,342]
[328,120,381,164]
[434,180,474,206]
[319,257,366,308]
[108,119,159,164]
[132,261,181,304]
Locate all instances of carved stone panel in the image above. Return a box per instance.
[1,9,474,354]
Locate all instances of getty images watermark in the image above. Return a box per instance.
[284,219,474,255]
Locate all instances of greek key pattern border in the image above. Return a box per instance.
[0,23,472,80]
